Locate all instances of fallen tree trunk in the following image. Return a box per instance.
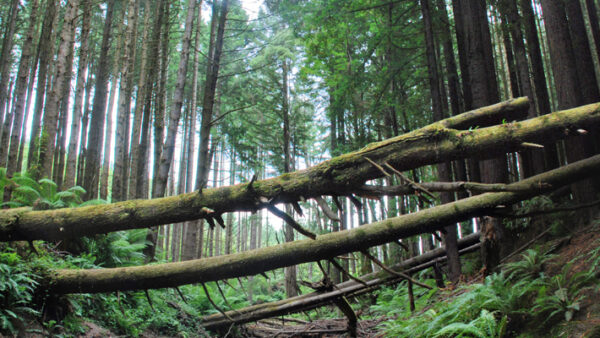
[47,154,600,294]
[201,233,481,329]
[0,98,537,241]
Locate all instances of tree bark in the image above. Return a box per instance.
[196,0,229,190]
[6,98,600,242]
[39,0,80,179]
[64,0,93,189]
[100,10,126,199]
[27,0,58,171]
[540,0,598,207]
[5,0,40,179]
[83,0,115,197]
[421,0,461,283]
[47,154,600,294]
[0,0,20,133]
[110,0,138,201]
[128,0,153,200]
[144,0,197,261]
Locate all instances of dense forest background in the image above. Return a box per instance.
[1,0,600,336]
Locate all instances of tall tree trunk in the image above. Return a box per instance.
[5,0,39,180]
[144,0,197,261]
[100,8,126,199]
[64,0,92,189]
[196,0,229,190]
[27,0,58,171]
[0,0,19,130]
[282,58,299,297]
[128,0,153,200]
[421,0,461,283]
[520,0,560,171]
[39,0,79,179]
[500,0,546,177]
[77,70,94,187]
[457,0,507,273]
[540,0,599,211]
[83,0,115,197]
[152,0,171,198]
[181,4,203,261]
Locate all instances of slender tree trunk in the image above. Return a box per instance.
[197,0,229,190]
[421,0,461,283]
[0,0,19,129]
[144,0,197,261]
[5,0,39,180]
[77,70,94,188]
[64,0,92,189]
[39,0,79,179]
[83,0,115,197]
[100,10,126,199]
[152,0,171,198]
[501,0,546,177]
[128,0,153,200]
[27,0,58,171]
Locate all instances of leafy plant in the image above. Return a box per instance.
[433,310,507,338]
[0,249,39,334]
[1,172,105,210]
[533,261,597,323]
[503,248,555,281]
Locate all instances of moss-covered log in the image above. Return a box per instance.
[0,97,593,242]
[0,98,529,241]
[47,154,600,294]
[201,233,481,329]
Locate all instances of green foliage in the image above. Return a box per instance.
[533,261,597,324]
[0,248,39,335]
[378,247,600,337]
[1,171,106,210]
[433,310,507,338]
[503,248,556,281]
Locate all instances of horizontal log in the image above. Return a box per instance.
[0,98,532,241]
[47,154,600,294]
[356,180,553,197]
[201,233,481,329]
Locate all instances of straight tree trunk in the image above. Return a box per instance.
[196,0,229,190]
[152,0,171,198]
[39,0,79,179]
[540,0,598,207]
[0,0,19,129]
[5,0,40,179]
[100,10,126,199]
[77,70,94,187]
[457,0,507,273]
[27,0,58,171]
[500,0,546,177]
[64,0,93,189]
[520,0,560,171]
[128,0,153,200]
[144,0,197,261]
[421,0,461,283]
[181,4,204,261]
[83,0,115,197]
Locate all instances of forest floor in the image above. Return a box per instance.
[238,218,600,338]
[11,218,600,337]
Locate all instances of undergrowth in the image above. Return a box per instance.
[374,244,600,337]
